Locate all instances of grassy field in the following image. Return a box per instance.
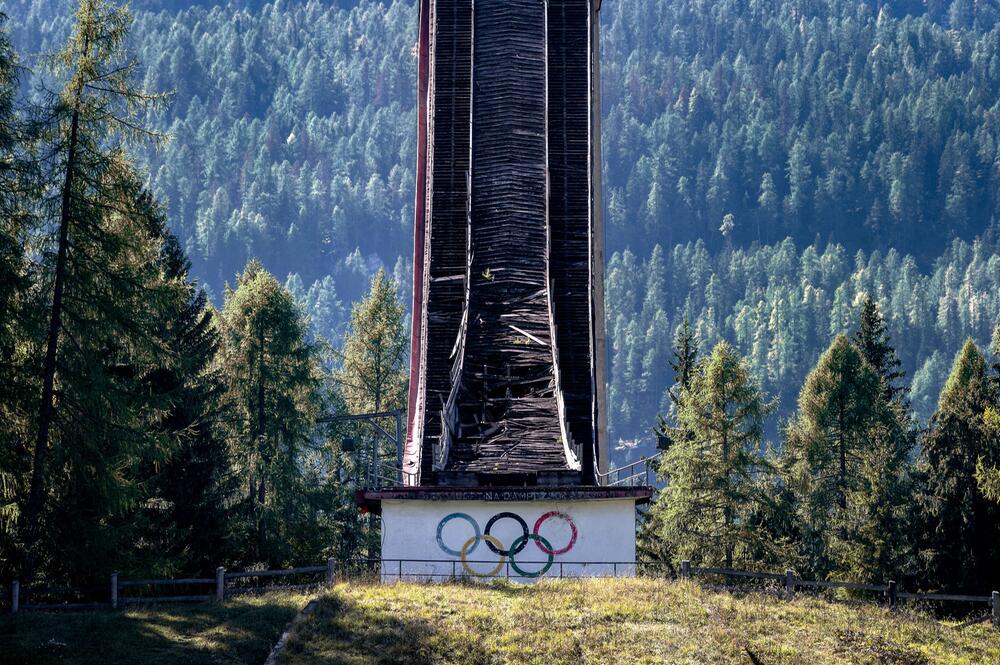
[276,578,1000,665]
[0,590,311,665]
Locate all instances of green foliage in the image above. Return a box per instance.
[219,260,327,567]
[783,335,913,581]
[17,0,181,585]
[667,317,699,408]
[132,195,237,576]
[6,0,1000,461]
[918,339,1000,592]
[0,12,32,564]
[646,342,777,569]
[854,294,906,403]
[335,268,408,415]
[331,269,408,560]
[607,238,1000,454]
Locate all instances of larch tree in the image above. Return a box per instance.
[0,12,32,556]
[919,339,1000,592]
[218,260,324,567]
[783,334,913,581]
[647,341,776,569]
[977,325,1000,502]
[333,268,407,482]
[332,269,407,559]
[21,0,176,585]
[335,268,408,416]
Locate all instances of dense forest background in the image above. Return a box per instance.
[6,0,1000,458]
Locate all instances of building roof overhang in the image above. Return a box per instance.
[356,485,653,515]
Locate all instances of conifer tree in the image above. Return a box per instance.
[218,260,324,566]
[784,335,913,580]
[21,0,173,584]
[668,317,699,406]
[920,340,1000,592]
[653,317,700,454]
[978,326,1000,502]
[138,194,235,574]
[854,294,906,403]
[335,268,408,415]
[333,269,408,559]
[647,342,776,568]
[334,268,408,483]
[0,13,31,557]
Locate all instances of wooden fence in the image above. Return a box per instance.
[5,560,337,613]
[677,560,1000,627]
[4,558,999,628]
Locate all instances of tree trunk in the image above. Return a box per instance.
[21,102,82,584]
[838,402,847,511]
[255,324,267,563]
[722,421,733,569]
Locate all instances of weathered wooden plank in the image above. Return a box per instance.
[118,578,214,587]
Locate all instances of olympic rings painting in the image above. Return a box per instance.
[435,511,578,577]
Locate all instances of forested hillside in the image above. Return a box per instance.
[7,0,1000,449]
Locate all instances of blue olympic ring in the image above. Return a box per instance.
[436,512,481,557]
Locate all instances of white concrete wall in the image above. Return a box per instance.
[379,498,638,582]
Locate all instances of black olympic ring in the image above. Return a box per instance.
[483,512,530,556]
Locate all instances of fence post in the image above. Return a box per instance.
[785,570,795,599]
[992,591,999,628]
[10,581,18,614]
[111,572,118,609]
[216,567,225,602]
[326,558,336,586]
[887,581,897,609]
[680,560,691,580]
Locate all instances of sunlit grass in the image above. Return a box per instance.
[277,578,1000,665]
[0,590,311,665]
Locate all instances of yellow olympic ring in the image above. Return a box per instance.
[460,534,506,578]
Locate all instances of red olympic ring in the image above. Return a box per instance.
[532,511,577,555]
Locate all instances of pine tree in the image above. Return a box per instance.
[920,340,1000,592]
[137,193,235,575]
[653,317,700,452]
[854,294,906,403]
[218,260,325,567]
[21,0,173,585]
[783,335,913,580]
[646,342,776,569]
[668,317,700,405]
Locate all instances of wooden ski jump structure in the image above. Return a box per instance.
[404,0,609,488]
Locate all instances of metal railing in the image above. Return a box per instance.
[595,452,662,487]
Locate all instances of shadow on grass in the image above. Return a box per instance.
[0,595,302,665]
[277,590,496,665]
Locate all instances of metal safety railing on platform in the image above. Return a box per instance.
[594,452,662,487]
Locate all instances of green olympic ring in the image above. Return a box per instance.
[436,512,480,557]
[507,533,555,578]
[460,534,506,578]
